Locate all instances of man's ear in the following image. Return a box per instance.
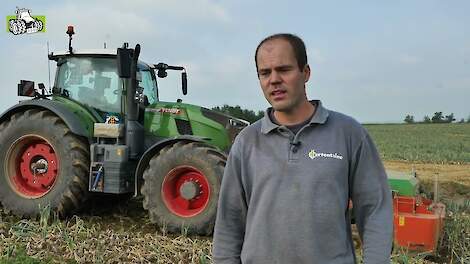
[303,64,311,83]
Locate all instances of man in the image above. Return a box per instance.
[213,33,393,264]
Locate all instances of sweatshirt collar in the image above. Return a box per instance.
[261,100,329,134]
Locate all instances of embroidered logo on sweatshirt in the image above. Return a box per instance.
[308,149,343,160]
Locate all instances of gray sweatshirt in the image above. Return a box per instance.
[213,101,393,264]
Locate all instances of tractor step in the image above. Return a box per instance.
[89,144,134,194]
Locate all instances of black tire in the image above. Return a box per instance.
[0,109,90,217]
[9,20,19,35]
[141,141,226,235]
[35,20,43,31]
[17,20,26,34]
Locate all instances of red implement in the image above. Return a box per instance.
[393,196,446,253]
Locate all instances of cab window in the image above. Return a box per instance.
[139,70,158,105]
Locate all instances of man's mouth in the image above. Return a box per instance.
[271,90,287,100]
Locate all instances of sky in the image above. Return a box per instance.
[0,0,469,123]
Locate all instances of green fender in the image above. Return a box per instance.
[0,99,94,138]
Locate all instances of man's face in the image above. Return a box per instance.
[256,38,310,113]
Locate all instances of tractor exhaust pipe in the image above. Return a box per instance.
[128,44,140,122]
[117,43,144,159]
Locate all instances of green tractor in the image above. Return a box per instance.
[0,27,248,235]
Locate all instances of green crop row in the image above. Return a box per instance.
[365,123,470,163]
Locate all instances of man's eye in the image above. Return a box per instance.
[278,67,292,72]
[259,71,270,77]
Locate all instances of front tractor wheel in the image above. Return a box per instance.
[6,136,59,198]
[34,20,43,31]
[142,142,226,235]
[0,110,90,217]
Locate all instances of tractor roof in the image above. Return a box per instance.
[48,49,153,69]
[49,49,117,59]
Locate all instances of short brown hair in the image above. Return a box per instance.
[255,33,308,72]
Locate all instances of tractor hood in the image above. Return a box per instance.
[144,101,249,151]
[200,107,250,130]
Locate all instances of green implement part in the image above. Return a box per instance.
[387,170,419,197]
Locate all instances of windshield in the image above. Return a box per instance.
[56,57,122,113]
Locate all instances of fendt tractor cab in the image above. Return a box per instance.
[0,26,248,235]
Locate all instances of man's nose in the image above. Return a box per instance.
[269,70,281,84]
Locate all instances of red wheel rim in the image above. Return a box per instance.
[6,135,59,198]
[161,166,211,218]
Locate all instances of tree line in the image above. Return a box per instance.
[404,112,470,124]
[212,105,265,123]
[212,105,469,125]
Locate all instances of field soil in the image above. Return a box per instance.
[0,161,467,263]
[384,161,470,201]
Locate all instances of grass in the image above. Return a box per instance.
[0,248,44,264]
[365,123,470,163]
[440,200,470,263]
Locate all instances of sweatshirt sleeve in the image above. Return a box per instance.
[212,140,247,264]
[350,132,393,264]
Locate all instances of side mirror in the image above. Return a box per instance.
[18,80,36,97]
[38,83,47,96]
[38,83,46,91]
[155,63,168,78]
[154,63,187,94]
[157,69,168,78]
[182,72,187,95]
[117,46,131,78]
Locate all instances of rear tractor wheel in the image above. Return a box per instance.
[0,109,90,217]
[142,141,226,235]
[9,20,20,35]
